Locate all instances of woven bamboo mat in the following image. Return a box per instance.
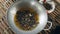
[0,0,60,34]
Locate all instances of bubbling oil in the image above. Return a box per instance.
[14,7,39,31]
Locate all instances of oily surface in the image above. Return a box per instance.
[14,7,39,31]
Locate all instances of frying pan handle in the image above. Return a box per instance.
[38,0,55,13]
[46,1,55,13]
[43,21,52,30]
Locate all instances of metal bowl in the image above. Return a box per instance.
[7,0,47,34]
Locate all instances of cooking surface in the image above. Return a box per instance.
[14,7,39,31]
[0,0,60,34]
